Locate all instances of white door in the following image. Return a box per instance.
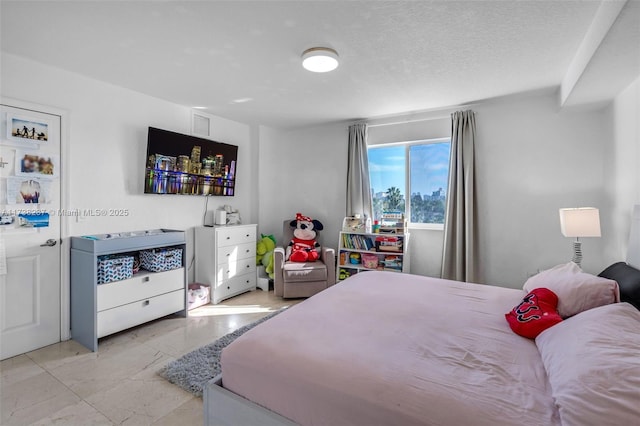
[0,103,62,360]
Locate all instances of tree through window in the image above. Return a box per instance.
[368,139,451,226]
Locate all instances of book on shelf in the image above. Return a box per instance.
[382,254,402,271]
[342,233,375,251]
[374,235,403,252]
[378,245,402,252]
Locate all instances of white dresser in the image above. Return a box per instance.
[195,224,257,304]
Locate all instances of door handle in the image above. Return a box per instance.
[40,239,57,247]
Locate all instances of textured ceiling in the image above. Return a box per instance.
[0,1,637,129]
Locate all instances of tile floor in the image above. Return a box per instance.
[1,289,300,426]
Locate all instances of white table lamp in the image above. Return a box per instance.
[559,207,601,267]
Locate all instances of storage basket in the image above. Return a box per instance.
[361,253,378,269]
[97,255,134,284]
[187,283,210,310]
[140,247,183,272]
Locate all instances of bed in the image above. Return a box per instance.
[204,267,640,425]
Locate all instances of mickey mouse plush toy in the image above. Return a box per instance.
[286,213,323,262]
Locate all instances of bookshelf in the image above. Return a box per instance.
[337,231,410,282]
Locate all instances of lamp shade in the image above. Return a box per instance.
[559,207,601,237]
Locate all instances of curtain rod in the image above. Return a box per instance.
[366,102,480,128]
[367,114,450,128]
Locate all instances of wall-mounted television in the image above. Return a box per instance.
[144,127,238,196]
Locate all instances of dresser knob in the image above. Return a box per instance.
[143,300,150,306]
[226,236,230,240]
[227,286,230,290]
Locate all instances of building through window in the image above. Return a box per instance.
[368,138,451,227]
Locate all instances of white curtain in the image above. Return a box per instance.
[346,123,373,219]
[441,110,479,283]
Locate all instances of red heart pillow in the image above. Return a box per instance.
[505,288,563,339]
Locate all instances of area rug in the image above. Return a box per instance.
[159,309,284,397]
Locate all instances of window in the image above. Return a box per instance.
[368,139,451,227]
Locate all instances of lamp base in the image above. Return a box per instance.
[572,240,582,268]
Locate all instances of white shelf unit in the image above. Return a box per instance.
[337,231,410,282]
[70,229,187,352]
[195,224,257,304]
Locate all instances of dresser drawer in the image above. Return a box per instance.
[217,226,255,247]
[217,242,255,264]
[97,267,184,312]
[213,272,256,303]
[217,258,256,281]
[97,289,185,338]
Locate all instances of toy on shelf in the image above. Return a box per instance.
[339,268,353,280]
[342,215,364,232]
[361,253,378,269]
[379,211,407,234]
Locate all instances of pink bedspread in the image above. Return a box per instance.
[221,271,560,425]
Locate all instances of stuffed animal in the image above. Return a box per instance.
[263,250,275,279]
[256,234,276,279]
[286,213,323,262]
[256,234,276,265]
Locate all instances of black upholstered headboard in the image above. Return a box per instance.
[599,262,640,310]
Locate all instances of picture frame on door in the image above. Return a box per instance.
[4,112,51,146]
[14,150,59,179]
[6,176,53,204]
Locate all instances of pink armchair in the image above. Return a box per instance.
[274,219,336,298]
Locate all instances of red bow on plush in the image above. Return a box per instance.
[296,212,312,222]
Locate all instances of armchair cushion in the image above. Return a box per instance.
[283,262,328,282]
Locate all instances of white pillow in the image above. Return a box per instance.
[535,303,640,426]
[523,262,619,318]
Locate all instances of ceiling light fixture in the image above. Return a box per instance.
[301,47,339,73]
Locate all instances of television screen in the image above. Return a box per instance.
[144,127,238,196]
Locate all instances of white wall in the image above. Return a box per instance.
[370,92,609,287]
[257,123,348,247]
[258,91,611,288]
[602,75,640,263]
[5,51,629,291]
[1,53,257,282]
[474,93,607,287]
[258,117,452,278]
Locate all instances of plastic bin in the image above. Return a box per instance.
[361,253,379,269]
